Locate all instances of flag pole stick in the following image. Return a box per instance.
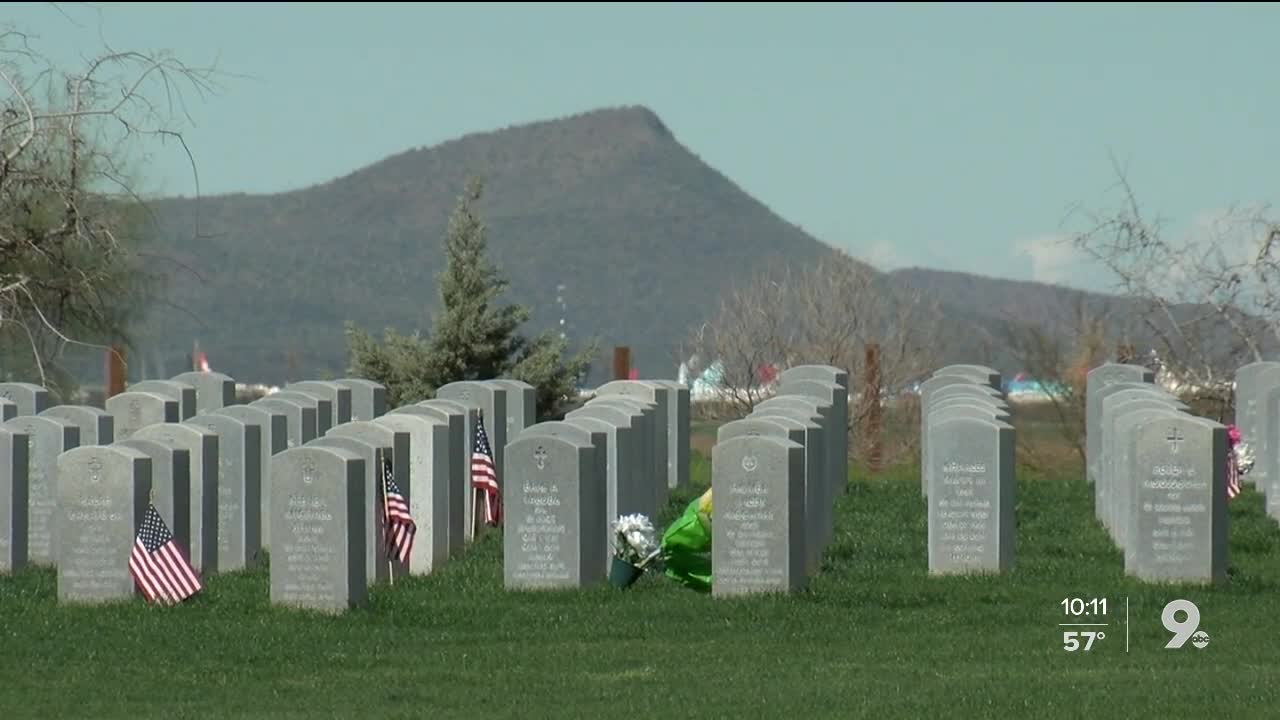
[473,409,482,540]
[379,447,395,586]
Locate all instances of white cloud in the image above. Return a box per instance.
[1014,234,1080,285]
[863,239,904,271]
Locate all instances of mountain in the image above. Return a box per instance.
[127,106,835,384]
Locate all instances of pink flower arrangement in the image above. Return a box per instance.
[1227,424,1243,446]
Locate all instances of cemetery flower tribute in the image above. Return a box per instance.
[1227,424,1251,500]
[658,488,714,593]
[608,513,659,588]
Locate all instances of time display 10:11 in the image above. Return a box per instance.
[1061,598,1107,616]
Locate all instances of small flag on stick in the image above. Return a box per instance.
[381,456,417,564]
[129,504,202,605]
[472,413,501,526]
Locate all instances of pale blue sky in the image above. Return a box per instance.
[9,2,1278,289]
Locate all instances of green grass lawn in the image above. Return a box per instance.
[2,454,1278,718]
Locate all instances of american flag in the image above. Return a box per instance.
[381,457,416,564]
[129,504,202,605]
[472,414,501,526]
[1227,452,1242,501]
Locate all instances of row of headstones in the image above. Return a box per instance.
[1231,361,1280,522]
[707,365,851,597]
[1088,362,1228,584]
[501,379,691,589]
[919,365,1016,576]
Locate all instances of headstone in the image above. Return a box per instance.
[394,397,471,548]
[307,435,397,585]
[718,417,818,575]
[1114,407,1185,566]
[117,439,191,560]
[0,383,50,416]
[516,422,608,573]
[106,391,180,442]
[595,381,675,492]
[1100,390,1186,536]
[503,430,604,589]
[923,403,1010,510]
[918,375,1000,497]
[437,381,507,489]
[1265,384,1280,521]
[54,445,151,604]
[586,395,662,508]
[1086,364,1155,484]
[1236,363,1280,488]
[269,446,367,613]
[779,365,847,493]
[40,406,114,445]
[0,399,14,422]
[251,398,318,449]
[131,423,219,574]
[268,391,334,436]
[188,413,262,571]
[927,414,1015,575]
[287,381,353,428]
[215,404,287,550]
[755,393,836,516]
[1128,413,1228,584]
[934,365,1003,390]
[711,434,806,596]
[565,405,646,519]
[930,383,1005,405]
[564,416,627,538]
[127,380,197,421]
[333,378,387,421]
[650,380,691,491]
[373,414,451,572]
[750,406,829,553]
[325,422,411,572]
[0,429,28,572]
[172,371,236,414]
[489,379,537,441]
[2,415,79,564]
[778,378,848,497]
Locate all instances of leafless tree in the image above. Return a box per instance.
[1068,162,1280,417]
[1,13,219,393]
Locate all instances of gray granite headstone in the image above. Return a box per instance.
[437,381,507,490]
[410,400,474,546]
[711,434,805,596]
[2,415,79,565]
[373,414,451,573]
[214,404,287,550]
[924,403,1010,508]
[565,405,646,519]
[756,393,835,518]
[0,429,28,572]
[396,403,468,552]
[117,439,191,560]
[650,380,691,491]
[918,375,999,497]
[934,365,1003,390]
[927,415,1015,575]
[172,371,236,414]
[55,445,150,604]
[1235,363,1280,488]
[333,378,387,421]
[1086,364,1155,483]
[778,378,847,499]
[1128,413,1227,584]
[489,379,537,441]
[269,391,334,436]
[779,365,848,492]
[251,398,318,449]
[517,421,608,573]
[106,391,180,442]
[1265,384,1280,522]
[718,417,818,575]
[750,405,830,555]
[595,381,675,493]
[132,423,219,574]
[269,446,367,613]
[127,380,197,421]
[325,422,412,571]
[287,381,353,428]
[0,383,50,416]
[1100,390,1185,535]
[40,406,113,445]
[189,413,262,571]
[0,399,14,422]
[586,395,662,509]
[307,435,398,585]
[503,431,603,589]
[563,416,628,565]
[1114,407,1185,566]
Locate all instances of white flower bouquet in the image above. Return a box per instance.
[609,513,660,588]
[1234,440,1255,477]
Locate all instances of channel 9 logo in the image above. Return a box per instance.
[1162,599,1210,650]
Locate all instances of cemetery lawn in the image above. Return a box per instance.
[2,457,1278,718]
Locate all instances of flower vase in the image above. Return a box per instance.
[608,556,644,589]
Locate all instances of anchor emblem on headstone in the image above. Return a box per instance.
[302,455,317,485]
[534,446,548,470]
[742,455,759,472]
[1166,427,1185,453]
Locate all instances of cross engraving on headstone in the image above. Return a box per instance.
[302,455,316,485]
[534,445,547,469]
[1166,427,1185,452]
[88,456,102,484]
